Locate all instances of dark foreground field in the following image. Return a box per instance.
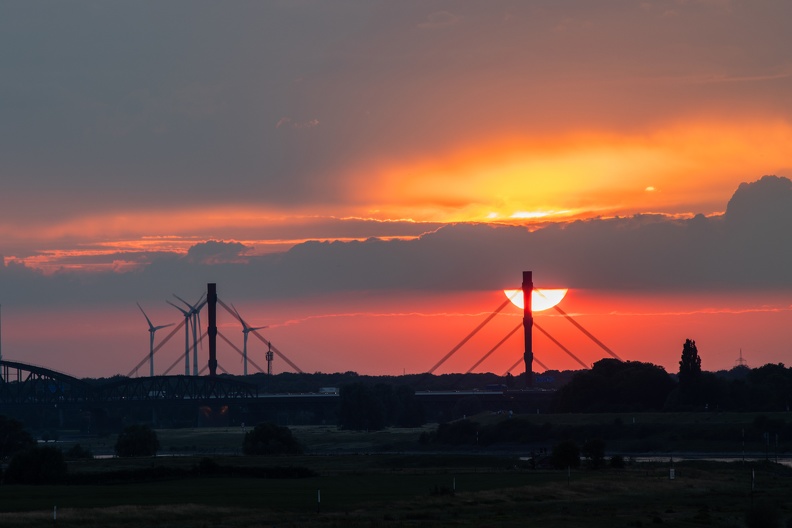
[3,414,792,527]
[2,455,791,527]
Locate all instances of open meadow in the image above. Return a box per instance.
[2,413,791,527]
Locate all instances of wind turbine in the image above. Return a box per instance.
[137,303,174,377]
[232,304,267,376]
[174,293,207,376]
[166,300,192,376]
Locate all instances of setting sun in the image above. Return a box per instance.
[504,289,569,312]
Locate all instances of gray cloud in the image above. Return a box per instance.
[186,241,252,265]
[417,11,459,29]
[2,176,791,308]
[3,1,791,223]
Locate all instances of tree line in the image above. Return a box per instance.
[555,340,792,413]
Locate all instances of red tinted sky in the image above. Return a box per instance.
[4,289,789,379]
[1,2,791,378]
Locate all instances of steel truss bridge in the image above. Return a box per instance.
[0,275,617,424]
[0,360,258,405]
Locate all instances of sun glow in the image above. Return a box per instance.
[350,119,792,224]
[503,289,568,312]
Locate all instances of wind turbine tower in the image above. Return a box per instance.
[137,303,174,377]
[174,293,207,376]
[232,304,267,376]
[167,300,193,376]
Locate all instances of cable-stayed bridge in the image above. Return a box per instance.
[0,274,616,428]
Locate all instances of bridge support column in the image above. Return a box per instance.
[208,283,218,376]
[522,271,534,388]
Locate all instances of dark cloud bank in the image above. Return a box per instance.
[2,176,791,306]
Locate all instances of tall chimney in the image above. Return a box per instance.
[208,283,218,376]
[522,271,534,388]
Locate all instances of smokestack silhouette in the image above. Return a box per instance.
[522,271,533,388]
[208,283,218,376]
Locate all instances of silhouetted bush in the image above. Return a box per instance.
[555,359,674,412]
[0,415,35,458]
[551,440,580,469]
[242,423,303,455]
[65,443,93,460]
[5,446,67,484]
[581,438,606,469]
[115,424,160,457]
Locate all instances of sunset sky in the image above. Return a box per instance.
[1,1,791,379]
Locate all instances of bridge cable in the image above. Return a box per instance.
[127,319,186,377]
[217,298,304,374]
[534,321,589,369]
[428,298,512,374]
[504,354,549,375]
[465,322,522,374]
[217,330,267,374]
[162,354,184,376]
[552,305,622,361]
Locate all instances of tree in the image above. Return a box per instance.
[0,415,35,459]
[242,423,302,455]
[581,438,606,469]
[554,359,674,412]
[65,443,94,460]
[679,339,702,400]
[5,446,67,484]
[551,440,580,469]
[114,424,160,457]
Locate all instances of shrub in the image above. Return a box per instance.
[5,446,67,484]
[0,415,35,458]
[65,443,94,460]
[551,440,580,469]
[581,438,606,469]
[115,424,160,457]
[242,423,303,455]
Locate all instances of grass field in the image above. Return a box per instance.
[1,458,790,527]
[5,413,791,526]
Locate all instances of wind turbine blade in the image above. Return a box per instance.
[166,300,190,316]
[137,303,155,329]
[198,312,203,349]
[153,320,186,353]
[230,303,244,326]
[173,293,193,309]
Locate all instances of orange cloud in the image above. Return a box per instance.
[349,118,792,223]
